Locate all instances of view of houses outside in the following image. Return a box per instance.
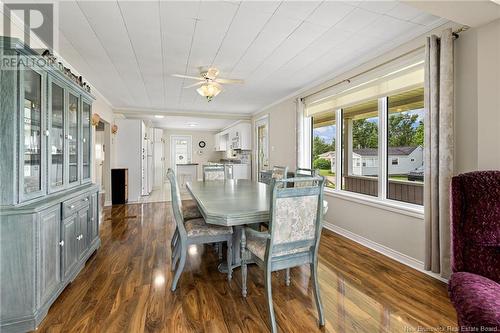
[312,87,425,198]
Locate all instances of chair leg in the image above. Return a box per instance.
[311,260,325,326]
[171,242,180,271]
[265,267,277,333]
[218,242,223,260]
[171,245,186,291]
[171,228,178,253]
[241,233,247,297]
[285,268,291,286]
[227,238,233,281]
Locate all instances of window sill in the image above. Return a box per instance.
[324,188,424,219]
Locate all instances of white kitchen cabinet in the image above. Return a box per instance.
[215,122,251,151]
[232,164,251,179]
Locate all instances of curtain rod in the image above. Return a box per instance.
[301,26,469,102]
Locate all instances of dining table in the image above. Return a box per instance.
[186,179,328,272]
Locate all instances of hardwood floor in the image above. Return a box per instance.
[35,202,456,333]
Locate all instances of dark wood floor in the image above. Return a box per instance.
[35,202,456,333]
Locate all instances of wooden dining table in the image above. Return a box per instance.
[186,179,328,272]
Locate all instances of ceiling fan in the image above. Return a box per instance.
[172,67,244,102]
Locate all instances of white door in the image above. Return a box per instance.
[170,135,192,170]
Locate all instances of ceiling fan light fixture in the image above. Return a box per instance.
[196,83,221,102]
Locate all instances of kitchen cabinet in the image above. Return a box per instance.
[215,122,251,151]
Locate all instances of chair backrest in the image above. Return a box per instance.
[294,168,318,187]
[266,176,325,260]
[167,168,187,235]
[271,166,288,180]
[451,171,500,283]
[295,168,317,177]
[203,165,225,181]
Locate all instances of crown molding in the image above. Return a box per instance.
[113,107,251,120]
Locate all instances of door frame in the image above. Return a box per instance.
[254,115,269,181]
[170,135,192,170]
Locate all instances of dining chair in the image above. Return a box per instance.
[240,176,326,332]
[294,168,318,187]
[295,167,317,177]
[169,169,203,260]
[203,165,226,181]
[167,169,233,291]
[271,165,288,180]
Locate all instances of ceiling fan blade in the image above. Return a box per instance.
[215,78,244,84]
[172,74,204,81]
[183,81,205,89]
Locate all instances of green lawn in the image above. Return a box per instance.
[318,169,335,177]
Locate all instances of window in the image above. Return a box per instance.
[387,87,424,205]
[305,62,425,208]
[312,112,336,188]
[341,99,379,197]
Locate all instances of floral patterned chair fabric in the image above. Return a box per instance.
[241,176,326,333]
[182,200,203,220]
[203,165,225,181]
[449,171,500,332]
[271,165,288,180]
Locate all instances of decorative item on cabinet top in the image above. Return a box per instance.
[111,124,118,134]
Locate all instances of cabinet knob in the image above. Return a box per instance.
[44,130,50,137]
[59,240,64,246]
[70,205,75,209]
[91,217,94,221]
[82,138,86,143]
[84,198,89,202]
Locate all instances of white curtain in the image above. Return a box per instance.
[424,28,454,278]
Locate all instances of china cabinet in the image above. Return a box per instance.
[0,37,100,333]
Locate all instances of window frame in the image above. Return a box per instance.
[310,95,424,217]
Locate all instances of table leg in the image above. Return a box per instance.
[218,225,243,273]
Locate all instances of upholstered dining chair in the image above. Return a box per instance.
[167,169,233,291]
[294,168,318,187]
[168,169,203,263]
[295,167,317,177]
[203,165,225,181]
[271,165,288,180]
[240,176,326,332]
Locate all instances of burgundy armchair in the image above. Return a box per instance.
[449,171,500,331]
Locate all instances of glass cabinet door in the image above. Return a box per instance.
[68,93,79,185]
[82,101,91,181]
[49,82,65,190]
[22,68,43,196]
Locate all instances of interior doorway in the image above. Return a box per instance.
[255,116,269,181]
[170,135,192,169]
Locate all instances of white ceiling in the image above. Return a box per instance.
[54,1,447,117]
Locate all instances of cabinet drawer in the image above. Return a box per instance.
[63,195,90,219]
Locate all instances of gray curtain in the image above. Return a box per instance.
[424,28,454,279]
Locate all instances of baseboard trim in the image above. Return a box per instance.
[322,221,448,284]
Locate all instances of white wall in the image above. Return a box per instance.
[112,119,142,202]
[455,19,500,172]
[252,20,500,271]
[164,129,222,179]
[253,99,297,170]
